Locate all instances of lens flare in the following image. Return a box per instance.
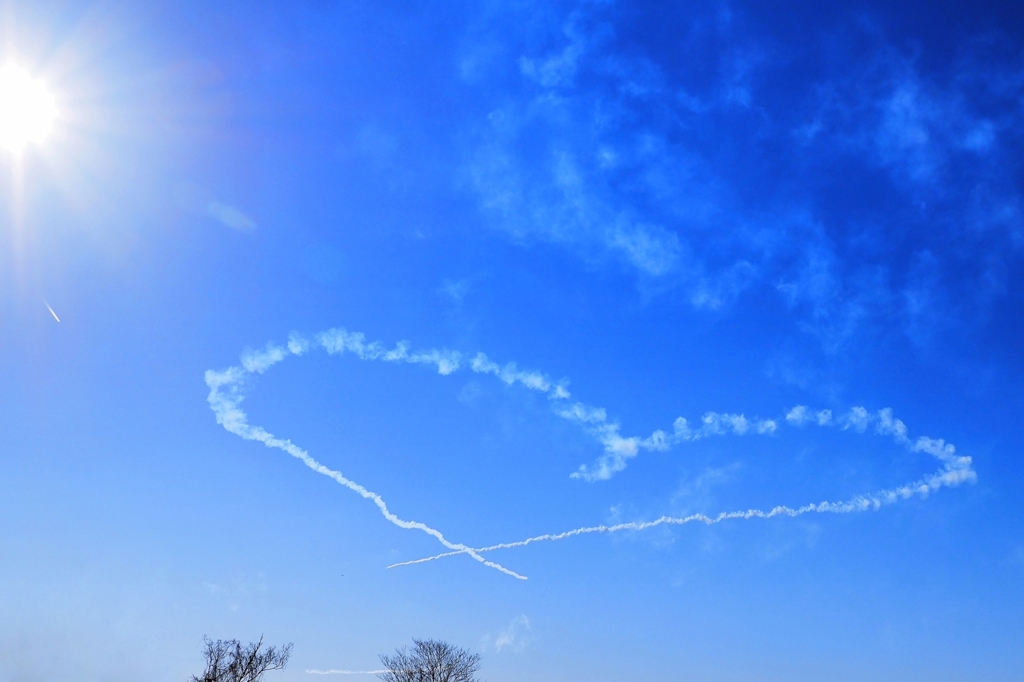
[0,63,57,152]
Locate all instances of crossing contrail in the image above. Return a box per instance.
[206,334,526,580]
[207,328,976,580]
[388,429,974,569]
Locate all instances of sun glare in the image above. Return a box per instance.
[0,63,57,152]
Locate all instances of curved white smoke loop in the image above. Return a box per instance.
[206,328,976,580]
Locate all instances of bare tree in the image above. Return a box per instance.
[190,636,292,682]
[378,639,481,682]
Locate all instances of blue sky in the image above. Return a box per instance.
[2,1,1024,680]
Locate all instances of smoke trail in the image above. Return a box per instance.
[308,328,784,482]
[206,335,526,580]
[389,406,975,569]
[563,406,782,481]
[306,670,388,676]
[207,328,976,580]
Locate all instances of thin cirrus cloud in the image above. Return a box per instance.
[305,670,388,676]
[493,614,532,653]
[308,615,533,675]
[173,183,258,232]
[206,200,256,232]
[207,327,975,580]
[459,0,1024,347]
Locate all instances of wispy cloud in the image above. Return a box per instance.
[670,463,742,512]
[201,571,268,612]
[482,615,533,654]
[207,201,256,231]
[798,45,1020,190]
[460,1,1024,350]
[174,182,259,232]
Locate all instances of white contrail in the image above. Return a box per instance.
[311,328,781,482]
[207,328,976,580]
[306,670,388,675]
[44,301,60,322]
[389,408,976,569]
[206,334,526,580]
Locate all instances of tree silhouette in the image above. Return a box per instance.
[378,639,481,682]
[190,636,292,682]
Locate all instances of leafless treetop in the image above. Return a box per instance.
[378,639,482,682]
[190,636,292,682]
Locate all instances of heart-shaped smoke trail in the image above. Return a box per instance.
[206,328,976,580]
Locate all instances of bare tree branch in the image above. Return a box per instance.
[191,636,292,682]
[378,639,481,682]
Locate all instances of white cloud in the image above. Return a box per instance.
[440,278,470,304]
[207,201,256,231]
[481,615,533,654]
[494,615,532,653]
[671,463,742,510]
[461,3,1024,357]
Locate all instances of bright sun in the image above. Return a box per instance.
[0,63,57,152]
